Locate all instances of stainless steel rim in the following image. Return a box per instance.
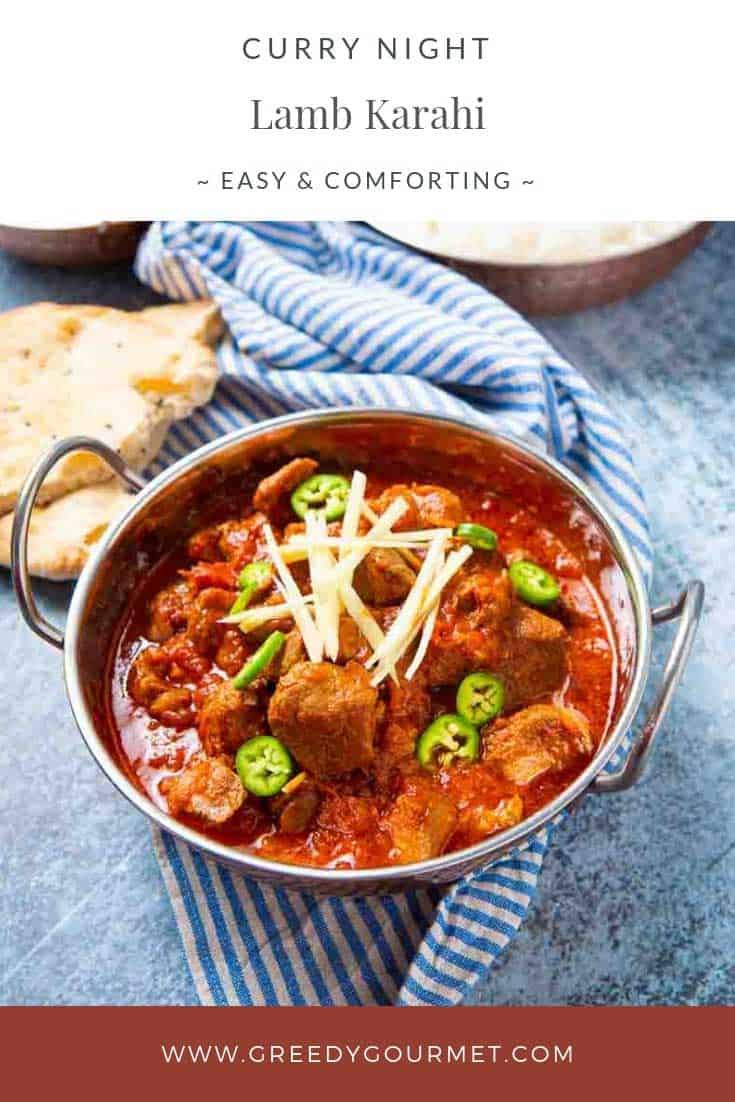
[63,408,652,885]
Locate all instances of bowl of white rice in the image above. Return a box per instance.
[369,222,711,315]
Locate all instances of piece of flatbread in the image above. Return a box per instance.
[0,480,135,580]
[140,301,225,345]
[0,299,223,514]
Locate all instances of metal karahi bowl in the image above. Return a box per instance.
[11,410,703,894]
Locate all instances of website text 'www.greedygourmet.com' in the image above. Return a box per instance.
[160,1042,574,1067]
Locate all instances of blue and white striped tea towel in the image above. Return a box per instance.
[135,221,652,1006]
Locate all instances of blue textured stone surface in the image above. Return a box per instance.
[0,227,732,1006]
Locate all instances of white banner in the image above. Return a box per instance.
[1,0,730,222]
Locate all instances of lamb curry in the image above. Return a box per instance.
[110,454,623,869]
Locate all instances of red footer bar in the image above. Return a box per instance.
[2,1006,730,1098]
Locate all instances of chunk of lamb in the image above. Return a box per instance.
[379,664,432,759]
[283,518,341,542]
[186,587,232,657]
[385,777,458,863]
[253,457,318,513]
[214,629,249,677]
[183,561,237,591]
[336,617,363,663]
[198,680,262,757]
[484,704,593,786]
[353,548,416,606]
[271,628,306,677]
[128,647,193,728]
[423,564,514,686]
[268,661,377,778]
[370,485,420,531]
[187,513,268,565]
[372,483,463,531]
[270,618,373,680]
[148,579,193,642]
[335,616,384,665]
[411,484,463,527]
[162,756,245,824]
[498,606,568,711]
[218,515,268,564]
[186,525,222,563]
[458,795,524,846]
[424,566,568,710]
[248,592,300,643]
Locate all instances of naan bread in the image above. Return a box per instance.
[0,480,134,580]
[0,299,222,514]
[140,300,225,345]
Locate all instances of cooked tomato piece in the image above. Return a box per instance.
[183,561,237,591]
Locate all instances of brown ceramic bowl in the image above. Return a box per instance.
[0,222,148,267]
[368,222,712,316]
